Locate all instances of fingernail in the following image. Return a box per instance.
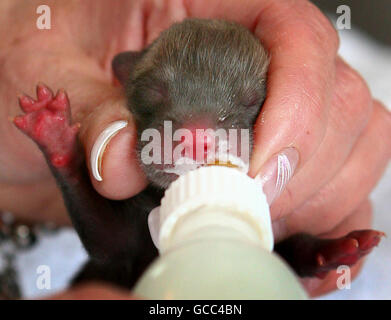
[90,120,128,181]
[255,147,299,205]
[148,206,161,250]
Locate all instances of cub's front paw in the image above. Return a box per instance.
[14,83,80,168]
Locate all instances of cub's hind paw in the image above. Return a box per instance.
[14,83,80,168]
[313,229,385,278]
[275,229,385,279]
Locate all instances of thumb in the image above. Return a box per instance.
[77,84,147,200]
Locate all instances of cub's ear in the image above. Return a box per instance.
[112,51,142,85]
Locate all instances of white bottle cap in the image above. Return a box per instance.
[159,166,274,252]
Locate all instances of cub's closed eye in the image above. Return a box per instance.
[240,89,264,108]
[242,97,261,108]
[243,101,261,108]
[135,83,167,105]
[149,86,167,100]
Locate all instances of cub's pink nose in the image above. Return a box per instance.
[180,128,214,162]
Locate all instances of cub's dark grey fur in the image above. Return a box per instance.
[114,19,269,189]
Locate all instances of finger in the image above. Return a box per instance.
[145,0,188,44]
[250,0,339,185]
[78,88,148,200]
[270,57,373,220]
[279,101,391,238]
[319,200,374,239]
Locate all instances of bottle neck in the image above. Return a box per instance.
[157,165,274,253]
[161,205,267,253]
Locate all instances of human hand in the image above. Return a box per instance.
[212,0,390,296]
[0,0,149,223]
[1,0,390,297]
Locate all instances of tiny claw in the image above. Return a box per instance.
[348,230,385,251]
[50,89,69,111]
[339,238,360,255]
[316,254,325,267]
[18,94,36,112]
[351,239,359,248]
[37,82,53,101]
[13,115,27,130]
[71,122,81,133]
